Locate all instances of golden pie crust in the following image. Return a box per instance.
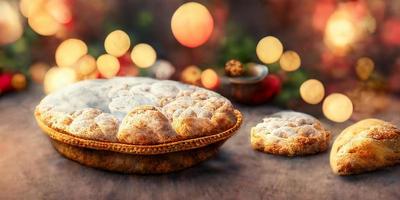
[34,77,242,173]
[330,118,400,175]
[35,109,242,173]
[250,111,331,156]
[35,77,237,145]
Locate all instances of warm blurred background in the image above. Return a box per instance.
[0,0,399,122]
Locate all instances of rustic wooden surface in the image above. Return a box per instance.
[1,85,400,200]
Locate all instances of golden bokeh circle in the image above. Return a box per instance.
[300,79,325,104]
[96,54,120,78]
[28,10,61,36]
[279,50,301,72]
[104,30,131,57]
[55,39,88,67]
[77,55,97,76]
[181,65,201,84]
[322,93,353,122]
[130,43,157,68]
[44,67,77,94]
[256,36,284,64]
[355,57,374,80]
[171,2,214,48]
[201,69,219,89]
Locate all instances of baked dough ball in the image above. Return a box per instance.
[250,111,331,156]
[117,106,179,145]
[330,118,400,175]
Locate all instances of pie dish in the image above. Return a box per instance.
[35,77,242,173]
[250,111,331,156]
[330,118,400,175]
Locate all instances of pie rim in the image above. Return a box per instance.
[35,109,242,155]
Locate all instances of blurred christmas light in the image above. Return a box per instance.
[355,57,374,81]
[324,11,356,51]
[11,73,27,91]
[0,1,24,45]
[322,93,353,122]
[96,54,120,78]
[362,14,376,34]
[46,0,72,24]
[29,62,49,84]
[28,10,61,36]
[76,55,97,76]
[151,60,175,80]
[104,30,131,57]
[256,36,283,64]
[20,0,44,18]
[130,43,156,68]
[55,39,88,67]
[300,79,325,104]
[44,67,77,94]
[312,0,335,32]
[381,19,400,46]
[171,2,214,48]
[279,51,301,72]
[181,65,201,85]
[201,69,220,90]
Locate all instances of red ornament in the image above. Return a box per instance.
[117,53,138,76]
[251,74,282,104]
[0,73,13,94]
[262,74,282,98]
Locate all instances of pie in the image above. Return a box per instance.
[250,111,331,156]
[35,77,237,145]
[330,118,400,175]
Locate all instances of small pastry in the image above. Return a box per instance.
[250,111,331,156]
[330,118,400,175]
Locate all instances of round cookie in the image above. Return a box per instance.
[250,111,331,156]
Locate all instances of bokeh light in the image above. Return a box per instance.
[201,69,219,90]
[323,93,353,122]
[96,54,120,78]
[44,67,77,94]
[381,19,400,46]
[28,10,61,36]
[300,79,325,104]
[11,73,27,91]
[181,65,201,85]
[355,57,374,80]
[19,0,45,18]
[76,55,97,76]
[130,43,156,68]
[279,51,301,72]
[151,60,175,80]
[324,10,356,53]
[104,30,131,57]
[55,39,88,67]
[29,62,49,83]
[46,0,72,24]
[0,1,23,45]
[171,2,214,48]
[256,36,283,64]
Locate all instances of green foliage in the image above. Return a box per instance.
[0,27,37,74]
[217,22,256,66]
[274,69,308,107]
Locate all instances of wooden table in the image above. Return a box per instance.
[1,85,400,200]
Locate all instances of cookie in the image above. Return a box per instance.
[251,111,331,156]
